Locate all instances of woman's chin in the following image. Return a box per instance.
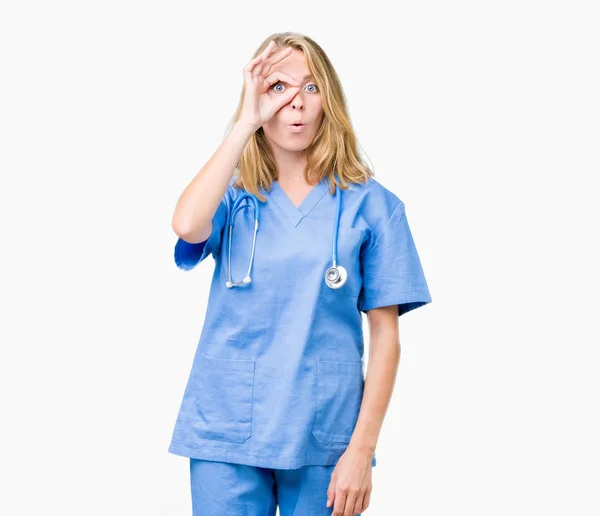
[271,139,311,153]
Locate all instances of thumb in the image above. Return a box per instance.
[326,479,335,508]
[274,86,300,110]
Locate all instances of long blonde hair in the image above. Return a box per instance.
[224,32,374,202]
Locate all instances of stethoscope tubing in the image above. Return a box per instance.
[226,175,345,289]
[226,193,260,288]
[332,181,341,267]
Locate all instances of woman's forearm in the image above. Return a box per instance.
[348,320,400,455]
[172,121,256,242]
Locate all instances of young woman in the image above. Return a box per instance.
[168,32,432,516]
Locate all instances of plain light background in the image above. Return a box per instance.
[1,1,598,515]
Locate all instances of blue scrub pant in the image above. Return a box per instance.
[190,458,362,515]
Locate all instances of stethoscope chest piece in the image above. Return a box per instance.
[325,264,347,289]
[324,175,349,290]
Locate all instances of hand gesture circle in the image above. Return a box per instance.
[238,41,301,131]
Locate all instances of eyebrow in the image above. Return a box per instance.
[279,74,313,85]
[288,74,312,82]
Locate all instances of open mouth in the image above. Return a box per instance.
[288,122,306,131]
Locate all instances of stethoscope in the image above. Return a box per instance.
[225,178,347,290]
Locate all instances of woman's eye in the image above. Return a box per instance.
[272,82,319,93]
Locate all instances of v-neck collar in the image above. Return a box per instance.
[267,177,330,228]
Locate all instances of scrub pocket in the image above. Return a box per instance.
[191,355,255,444]
[311,360,365,444]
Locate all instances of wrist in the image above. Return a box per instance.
[234,120,260,136]
[348,439,376,455]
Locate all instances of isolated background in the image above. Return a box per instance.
[1,1,599,515]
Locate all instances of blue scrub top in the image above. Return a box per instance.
[168,175,432,469]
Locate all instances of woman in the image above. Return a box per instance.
[168,32,432,516]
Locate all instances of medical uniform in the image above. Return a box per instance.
[168,175,432,472]
[189,458,360,515]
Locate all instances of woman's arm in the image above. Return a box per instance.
[350,304,400,455]
[326,304,399,514]
[171,121,256,243]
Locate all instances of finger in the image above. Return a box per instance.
[343,491,358,516]
[269,87,300,114]
[353,491,367,514]
[333,490,347,516]
[259,46,293,78]
[263,71,301,88]
[243,54,262,73]
[253,40,279,78]
[243,55,263,81]
[326,476,336,508]
[363,488,371,511]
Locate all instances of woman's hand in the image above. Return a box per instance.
[326,445,373,515]
[238,40,301,131]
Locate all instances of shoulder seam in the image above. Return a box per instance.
[370,201,405,249]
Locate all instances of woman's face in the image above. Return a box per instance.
[262,48,324,153]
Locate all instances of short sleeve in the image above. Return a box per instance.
[174,193,229,271]
[358,202,432,316]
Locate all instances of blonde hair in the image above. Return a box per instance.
[224,32,374,202]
